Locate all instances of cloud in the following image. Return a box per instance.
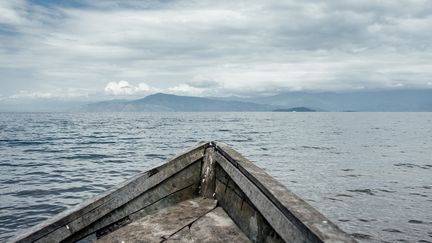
[10,91,55,99]
[103,81,215,97]
[186,80,220,88]
[104,81,157,95]
[167,84,208,96]
[1,0,432,100]
[0,1,27,25]
[8,89,89,100]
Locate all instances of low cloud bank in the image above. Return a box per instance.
[104,81,220,97]
[104,81,157,96]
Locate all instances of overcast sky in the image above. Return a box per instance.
[1,0,432,101]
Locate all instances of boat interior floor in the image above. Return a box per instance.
[96,197,251,243]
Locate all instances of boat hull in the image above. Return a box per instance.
[10,142,356,243]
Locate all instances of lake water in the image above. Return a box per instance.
[0,112,431,242]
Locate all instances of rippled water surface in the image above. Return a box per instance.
[0,112,431,242]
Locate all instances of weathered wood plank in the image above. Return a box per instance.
[215,168,283,243]
[188,207,251,242]
[214,142,356,243]
[215,151,316,242]
[164,207,252,243]
[35,157,204,243]
[127,183,198,223]
[95,183,199,240]
[11,142,209,243]
[64,162,202,242]
[200,147,216,198]
[96,198,217,243]
[163,226,193,243]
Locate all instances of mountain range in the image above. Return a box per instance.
[2,89,432,112]
[81,93,277,112]
[80,89,432,112]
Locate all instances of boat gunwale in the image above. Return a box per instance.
[9,141,209,243]
[213,142,356,243]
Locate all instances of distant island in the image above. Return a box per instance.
[273,107,316,112]
[241,89,432,112]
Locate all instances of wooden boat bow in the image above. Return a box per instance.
[10,141,356,243]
